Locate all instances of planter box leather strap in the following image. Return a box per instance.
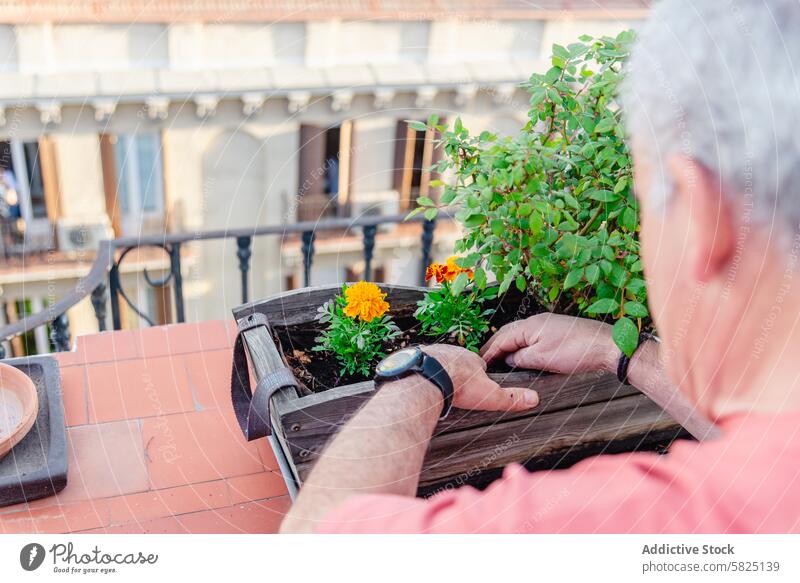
[230,312,298,441]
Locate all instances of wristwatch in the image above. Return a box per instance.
[374,346,454,419]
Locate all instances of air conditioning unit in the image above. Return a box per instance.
[57,218,113,253]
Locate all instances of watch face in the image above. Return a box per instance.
[376,347,422,377]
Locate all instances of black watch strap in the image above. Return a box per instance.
[420,353,454,419]
[617,331,655,386]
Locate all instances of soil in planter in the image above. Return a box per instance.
[274,287,545,393]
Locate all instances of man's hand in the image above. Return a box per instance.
[480,313,618,375]
[422,344,539,411]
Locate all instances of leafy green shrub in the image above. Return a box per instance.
[412,30,647,356]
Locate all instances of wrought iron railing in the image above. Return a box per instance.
[0,214,442,358]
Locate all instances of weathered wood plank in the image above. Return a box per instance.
[240,324,302,484]
[233,284,426,326]
[418,424,687,495]
[279,371,637,460]
[420,393,676,484]
[292,392,683,487]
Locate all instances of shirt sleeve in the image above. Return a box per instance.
[317,442,718,534]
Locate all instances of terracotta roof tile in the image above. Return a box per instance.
[85,356,196,424]
[107,480,231,525]
[0,321,289,533]
[141,409,266,489]
[59,420,150,502]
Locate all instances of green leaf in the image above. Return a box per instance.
[417,196,435,207]
[424,208,438,221]
[464,214,486,228]
[440,188,457,205]
[623,301,649,318]
[473,266,487,289]
[612,317,639,357]
[627,277,647,297]
[529,212,543,235]
[515,275,527,292]
[620,206,638,231]
[407,120,427,132]
[564,268,584,290]
[499,273,513,294]
[585,263,600,285]
[490,219,505,237]
[585,298,619,315]
[457,253,481,268]
[450,272,469,296]
[594,117,615,134]
[552,44,571,60]
[562,192,580,210]
[589,189,619,203]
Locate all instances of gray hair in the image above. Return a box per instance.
[622,0,800,230]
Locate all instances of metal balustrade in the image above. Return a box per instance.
[0,214,444,358]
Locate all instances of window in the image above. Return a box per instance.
[297,122,353,221]
[114,134,164,214]
[393,119,442,210]
[323,126,341,196]
[0,139,55,255]
[109,133,165,236]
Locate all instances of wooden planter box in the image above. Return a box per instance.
[232,284,688,498]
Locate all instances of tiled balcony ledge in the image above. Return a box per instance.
[0,321,289,534]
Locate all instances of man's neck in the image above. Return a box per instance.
[686,243,800,420]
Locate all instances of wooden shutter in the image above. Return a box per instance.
[299,124,325,197]
[38,136,61,222]
[425,116,445,202]
[99,134,122,236]
[337,120,353,216]
[393,120,417,210]
[298,124,327,221]
[392,120,407,193]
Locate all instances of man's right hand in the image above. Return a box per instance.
[480,313,619,375]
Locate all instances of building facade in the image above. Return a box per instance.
[0,0,645,355]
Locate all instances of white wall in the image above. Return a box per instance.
[52,133,108,222]
[14,24,169,73]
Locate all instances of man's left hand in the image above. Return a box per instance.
[422,344,539,412]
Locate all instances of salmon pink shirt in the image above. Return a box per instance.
[318,410,800,533]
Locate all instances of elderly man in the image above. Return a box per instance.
[281,0,800,533]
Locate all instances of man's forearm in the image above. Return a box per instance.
[280,376,442,533]
[625,340,719,440]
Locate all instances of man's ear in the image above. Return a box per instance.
[667,155,736,283]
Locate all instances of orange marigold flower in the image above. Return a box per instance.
[342,281,390,322]
[425,263,447,284]
[444,256,474,282]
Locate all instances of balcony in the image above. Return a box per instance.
[0,213,444,533]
